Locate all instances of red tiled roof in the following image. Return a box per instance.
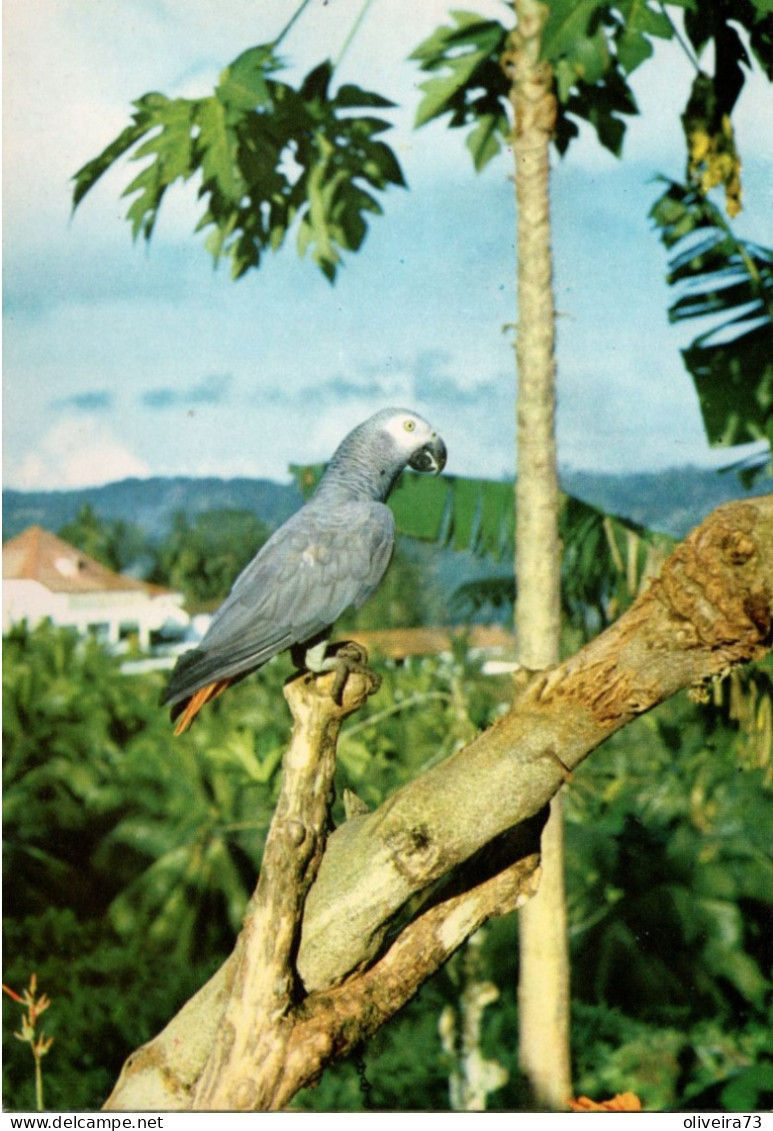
[2,526,166,596]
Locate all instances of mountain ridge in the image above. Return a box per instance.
[2,475,305,542]
[3,465,771,543]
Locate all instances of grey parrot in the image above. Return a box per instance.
[163,407,447,733]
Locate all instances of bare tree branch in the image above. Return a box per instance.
[104,496,773,1112]
[192,666,379,1110]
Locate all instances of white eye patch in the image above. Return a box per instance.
[383,414,430,448]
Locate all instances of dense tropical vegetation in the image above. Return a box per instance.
[5,0,772,1112]
[4,604,772,1110]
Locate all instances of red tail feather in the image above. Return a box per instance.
[173,679,232,735]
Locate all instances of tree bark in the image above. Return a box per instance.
[103,496,773,1112]
[509,6,560,660]
[517,792,571,1106]
[505,0,572,1109]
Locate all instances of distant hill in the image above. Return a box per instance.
[4,467,770,632]
[3,466,770,544]
[2,476,304,542]
[560,466,773,538]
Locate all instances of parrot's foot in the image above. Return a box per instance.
[298,637,381,705]
[327,641,381,704]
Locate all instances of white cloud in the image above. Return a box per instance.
[11,418,152,490]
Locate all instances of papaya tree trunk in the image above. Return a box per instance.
[506,0,573,1110]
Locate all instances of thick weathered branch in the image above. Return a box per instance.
[298,497,773,988]
[104,497,773,1111]
[272,820,544,1110]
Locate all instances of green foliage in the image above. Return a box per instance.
[408,3,652,163]
[72,51,404,282]
[542,0,773,161]
[147,508,271,607]
[408,2,772,171]
[3,619,771,1111]
[1,622,504,1110]
[541,0,671,155]
[409,12,511,171]
[562,668,773,1108]
[391,473,508,556]
[57,504,149,574]
[2,622,282,949]
[2,910,211,1112]
[651,180,773,467]
[558,496,671,633]
[571,1004,773,1112]
[372,472,670,636]
[2,622,282,1108]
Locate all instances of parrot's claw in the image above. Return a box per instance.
[328,641,381,704]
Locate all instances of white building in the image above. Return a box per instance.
[2,525,188,649]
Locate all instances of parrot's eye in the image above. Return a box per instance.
[403,419,416,432]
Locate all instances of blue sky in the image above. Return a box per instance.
[4,0,773,491]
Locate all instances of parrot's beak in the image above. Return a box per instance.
[409,434,447,475]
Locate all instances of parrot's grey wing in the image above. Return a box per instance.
[162,500,394,706]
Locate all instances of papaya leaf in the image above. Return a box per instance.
[409,12,510,168]
[299,59,333,103]
[538,0,684,155]
[133,98,197,184]
[620,0,673,37]
[72,51,403,283]
[215,44,279,113]
[540,0,605,62]
[196,97,246,206]
[615,27,654,73]
[335,84,397,110]
[72,117,154,210]
[651,179,773,457]
[466,112,508,172]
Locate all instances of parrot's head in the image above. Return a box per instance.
[380,409,447,476]
[318,408,447,504]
